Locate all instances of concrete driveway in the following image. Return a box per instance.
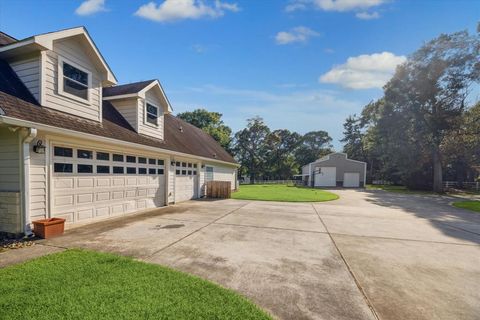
[42,190,480,320]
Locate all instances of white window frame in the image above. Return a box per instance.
[205,166,214,182]
[57,56,91,104]
[144,100,160,128]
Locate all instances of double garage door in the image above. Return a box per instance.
[314,167,360,187]
[52,145,166,224]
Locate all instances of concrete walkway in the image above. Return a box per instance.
[4,190,480,319]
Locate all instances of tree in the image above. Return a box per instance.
[177,109,232,151]
[264,129,302,179]
[233,117,270,182]
[381,30,480,191]
[295,131,333,166]
[341,115,365,161]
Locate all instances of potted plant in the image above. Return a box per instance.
[32,218,66,239]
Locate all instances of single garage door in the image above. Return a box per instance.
[343,172,360,187]
[174,161,198,202]
[314,167,336,187]
[52,145,166,224]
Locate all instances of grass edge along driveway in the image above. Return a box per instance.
[452,200,480,213]
[0,249,271,320]
[232,184,339,202]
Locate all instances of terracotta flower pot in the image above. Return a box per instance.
[32,218,66,239]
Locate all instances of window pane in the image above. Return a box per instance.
[149,158,156,165]
[127,167,136,174]
[126,156,136,163]
[176,169,180,175]
[97,152,110,161]
[139,168,147,174]
[158,159,164,165]
[146,103,158,116]
[149,168,156,174]
[182,162,186,167]
[176,162,180,167]
[158,169,164,175]
[113,166,124,174]
[193,164,197,168]
[97,165,110,174]
[138,157,147,164]
[54,163,72,173]
[64,78,88,100]
[54,147,73,157]
[188,163,192,168]
[182,170,186,175]
[193,171,197,175]
[113,154,124,162]
[63,63,88,85]
[206,167,214,173]
[188,170,192,175]
[146,113,158,125]
[78,164,93,173]
[77,149,92,159]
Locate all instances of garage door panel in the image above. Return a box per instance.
[77,193,94,204]
[96,178,110,187]
[96,192,110,201]
[77,208,94,221]
[111,204,124,215]
[55,178,74,189]
[96,207,109,217]
[55,195,74,206]
[77,178,94,188]
[113,178,124,186]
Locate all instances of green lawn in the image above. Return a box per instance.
[0,249,271,320]
[232,184,338,202]
[452,200,480,213]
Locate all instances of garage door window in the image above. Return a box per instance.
[113,166,124,174]
[113,154,124,162]
[54,147,73,157]
[127,167,136,174]
[78,164,93,173]
[54,163,73,173]
[138,157,147,164]
[97,152,110,161]
[139,168,147,174]
[97,165,110,174]
[158,169,164,175]
[126,156,136,163]
[77,150,93,159]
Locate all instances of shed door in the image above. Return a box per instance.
[314,167,336,187]
[343,172,360,187]
[51,145,166,225]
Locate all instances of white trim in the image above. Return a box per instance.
[21,128,37,236]
[139,80,173,113]
[0,115,240,168]
[57,56,92,105]
[102,93,139,101]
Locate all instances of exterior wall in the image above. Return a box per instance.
[29,133,48,221]
[0,192,21,235]
[313,153,366,187]
[43,37,103,121]
[9,54,41,101]
[110,98,138,131]
[138,90,165,140]
[0,126,20,191]
[201,162,237,196]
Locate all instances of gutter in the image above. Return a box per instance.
[21,127,37,236]
[0,116,240,168]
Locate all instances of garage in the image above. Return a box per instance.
[173,161,199,202]
[302,153,367,188]
[343,172,360,187]
[314,167,336,187]
[52,145,166,224]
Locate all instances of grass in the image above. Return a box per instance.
[232,184,338,202]
[452,200,480,213]
[0,249,271,320]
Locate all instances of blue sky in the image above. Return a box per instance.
[0,0,479,149]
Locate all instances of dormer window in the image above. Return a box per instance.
[58,57,91,103]
[145,103,158,126]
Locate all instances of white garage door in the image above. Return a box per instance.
[314,167,336,187]
[174,161,198,202]
[52,145,166,224]
[343,172,360,187]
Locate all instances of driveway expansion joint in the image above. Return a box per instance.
[312,204,380,320]
[143,201,253,261]
[212,221,329,234]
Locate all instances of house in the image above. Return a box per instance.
[0,27,238,237]
[301,153,366,188]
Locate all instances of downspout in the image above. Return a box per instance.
[21,128,37,236]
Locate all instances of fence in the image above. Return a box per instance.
[206,181,232,199]
[443,181,480,192]
[239,180,297,185]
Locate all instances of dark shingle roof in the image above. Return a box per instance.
[103,80,156,97]
[0,60,235,164]
[0,31,17,47]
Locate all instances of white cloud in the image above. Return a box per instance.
[355,11,380,19]
[135,0,239,22]
[275,26,319,45]
[319,52,406,89]
[75,0,107,16]
[285,0,386,15]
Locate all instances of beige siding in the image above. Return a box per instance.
[138,90,164,140]
[29,134,47,220]
[9,55,41,101]
[111,98,138,131]
[0,126,20,191]
[43,38,102,121]
[0,191,21,234]
[203,163,236,191]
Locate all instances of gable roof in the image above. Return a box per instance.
[0,27,117,85]
[103,80,156,97]
[0,59,235,164]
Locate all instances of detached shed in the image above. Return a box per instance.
[301,153,367,188]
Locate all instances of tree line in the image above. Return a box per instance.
[177,110,333,181]
[178,25,480,191]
